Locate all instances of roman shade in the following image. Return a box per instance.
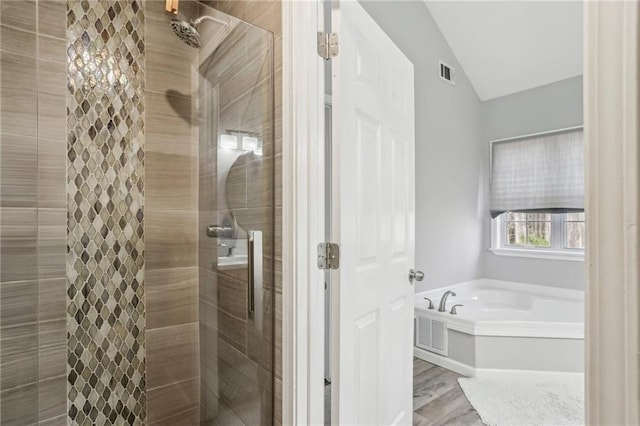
[490,128,584,218]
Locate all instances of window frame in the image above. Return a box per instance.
[490,212,585,262]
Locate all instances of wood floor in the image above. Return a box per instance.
[413,358,483,426]
[324,358,483,425]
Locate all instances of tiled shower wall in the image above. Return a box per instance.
[1,1,68,424]
[144,0,201,424]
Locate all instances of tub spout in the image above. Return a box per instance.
[438,290,456,312]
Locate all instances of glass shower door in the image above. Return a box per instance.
[196,5,275,425]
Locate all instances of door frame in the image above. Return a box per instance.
[584,1,639,424]
[281,1,640,425]
[281,1,326,425]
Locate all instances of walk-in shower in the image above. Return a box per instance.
[0,0,276,424]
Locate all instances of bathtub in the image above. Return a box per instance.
[413,279,584,376]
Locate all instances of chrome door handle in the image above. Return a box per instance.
[247,231,259,319]
[247,230,264,322]
[247,232,255,318]
[408,269,424,284]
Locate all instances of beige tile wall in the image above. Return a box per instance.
[0,1,67,424]
[144,1,202,424]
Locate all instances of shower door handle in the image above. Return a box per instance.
[247,231,263,320]
[248,233,255,318]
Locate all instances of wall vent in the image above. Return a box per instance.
[439,61,455,85]
[415,314,448,356]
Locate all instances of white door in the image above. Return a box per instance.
[331,1,416,425]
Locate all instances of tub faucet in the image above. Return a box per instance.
[438,290,456,312]
[423,297,434,310]
[450,304,463,315]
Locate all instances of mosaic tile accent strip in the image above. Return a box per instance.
[66,0,146,424]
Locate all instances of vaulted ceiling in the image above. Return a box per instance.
[425,1,583,101]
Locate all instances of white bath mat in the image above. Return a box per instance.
[458,373,584,426]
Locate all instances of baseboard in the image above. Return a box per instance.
[414,347,585,380]
[414,347,475,377]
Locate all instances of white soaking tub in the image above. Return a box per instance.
[413,279,584,376]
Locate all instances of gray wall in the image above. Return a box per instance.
[482,76,585,290]
[361,1,485,292]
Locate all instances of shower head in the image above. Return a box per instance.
[170,14,229,49]
[170,14,201,48]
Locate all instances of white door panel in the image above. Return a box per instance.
[331,1,415,425]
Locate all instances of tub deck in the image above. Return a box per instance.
[415,279,584,338]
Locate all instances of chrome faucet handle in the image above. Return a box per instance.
[450,304,463,315]
[423,297,434,309]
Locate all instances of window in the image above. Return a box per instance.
[490,128,584,218]
[503,212,585,249]
[489,127,585,261]
[564,212,585,249]
[504,212,552,247]
[491,211,585,260]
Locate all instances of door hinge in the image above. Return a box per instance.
[318,243,340,269]
[317,32,339,60]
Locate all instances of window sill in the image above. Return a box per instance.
[489,247,584,262]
